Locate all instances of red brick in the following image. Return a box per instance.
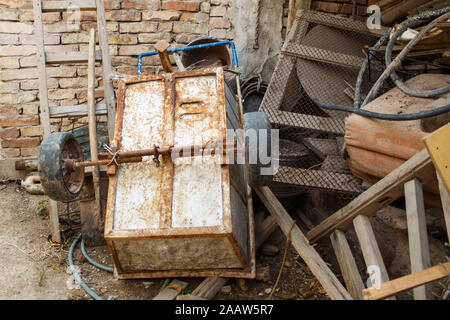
[2,137,40,148]
[20,147,39,157]
[122,0,160,10]
[0,127,19,139]
[1,148,20,158]
[0,115,39,127]
[106,10,141,21]
[162,1,200,12]
[0,106,18,116]
[210,17,230,29]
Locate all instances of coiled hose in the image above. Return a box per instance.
[68,234,113,300]
[324,7,450,119]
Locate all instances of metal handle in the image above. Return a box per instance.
[138,40,239,75]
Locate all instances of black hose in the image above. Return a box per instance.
[385,7,450,98]
[314,99,450,121]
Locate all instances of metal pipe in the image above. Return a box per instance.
[138,41,239,75]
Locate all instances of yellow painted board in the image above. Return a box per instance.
[423,123,450,194]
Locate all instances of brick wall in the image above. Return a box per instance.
[311,0,370,17]
[0,0,235,161]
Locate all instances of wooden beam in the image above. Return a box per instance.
[42,0,96,11]
[153,279,188,300]
[87,28,103,245]
[96,0,116,141]
[33,0,61,243]
[353,215,395,299]
[437,172,450,243]
[362,262,450,300]
[49,103,107,118]
[404,179,432,300]
[45,50,101,64]
[330,230,365,299]
[255,186,353,300]
[307,149,435,243]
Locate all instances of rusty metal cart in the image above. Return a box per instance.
[38,41,274,279]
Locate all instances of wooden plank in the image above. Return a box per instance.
[424,123,450,195]
[353,215,395,299]
[362,262,450,300]
[42,0,96,11]
[330,230,365,299]
[307,149,435,243]
[255,186,353,300]
[303,138,339,159]
[255,215,278,249]
[49,103,107,118]
[404,179,432,300]
[45,50,101,64]
[153,279,188,300]
[283,43,365,69]
[33,0,61,243]
[191,277,228,300]
[437,172,450,243]
[381,0,432,25]
[87,28,103,246]
[96,0,116,140]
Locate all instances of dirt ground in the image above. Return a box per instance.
[0,181,448,300]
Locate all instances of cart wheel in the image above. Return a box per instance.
[243,112,273,187]
[39,132,85,202]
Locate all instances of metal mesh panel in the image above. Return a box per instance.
[260,10,385,197]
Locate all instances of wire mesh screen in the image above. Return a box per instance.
[259,10,385,197]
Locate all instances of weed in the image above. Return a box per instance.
[36,200,48,216]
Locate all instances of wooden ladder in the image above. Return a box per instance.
[306,145,450,300]
[33,0,116,242]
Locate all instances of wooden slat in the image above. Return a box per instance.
[437,172,450,243]
[307,149,435,243]
[153,279,188,300]
[353,215,395,300]
[49,103,107,118]
[96,0,116,140]
[255,186,353,300]
[330,230,365,299]
[33,0,61,243]
[42,0,96,11]
[362,262,450,300]
[45,50,101,64]
[404,179,432,300]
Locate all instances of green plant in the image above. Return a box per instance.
[35,265,46,287]
[36,200,48,216]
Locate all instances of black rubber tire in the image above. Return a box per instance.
[243,112,273,187]
[39,132,84,202]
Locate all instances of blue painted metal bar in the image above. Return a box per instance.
[137,40,238,75]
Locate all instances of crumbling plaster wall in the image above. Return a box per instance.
[232,0,283,84]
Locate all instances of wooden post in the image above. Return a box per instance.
[96,0,116,141]
[154,40,173,73]
[255,186,353,300]
[353,215,395,299]
[404,179,432,300]
[33,0,61,243]
[330,230,365,299]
